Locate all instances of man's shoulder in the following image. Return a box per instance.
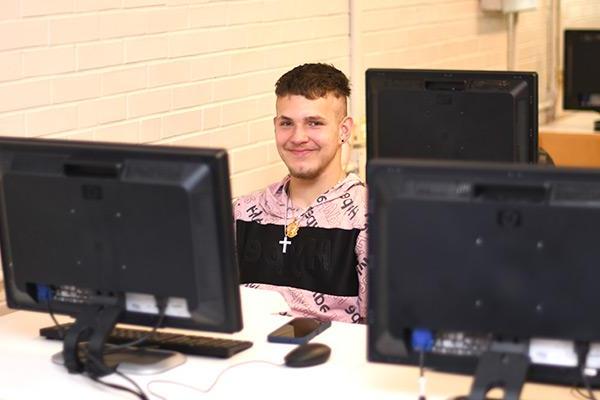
[337,173,367,201]
[233,178,287,221]
[310,174,367,230]
[235,188,266,202]
[235,179,284,203]
[233,188,267,211]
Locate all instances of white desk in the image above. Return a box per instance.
[0,288,591,400]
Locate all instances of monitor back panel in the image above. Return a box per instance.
[367,159,600,386]
[564,30,600,111]
[366,69,538,163]
[0,138,242,333]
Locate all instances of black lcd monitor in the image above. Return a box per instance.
[0,137,242,377]
[367,158,600,399]
[366,69,538,163]
[564,29,600,131]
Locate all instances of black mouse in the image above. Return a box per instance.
[284,343,331,368]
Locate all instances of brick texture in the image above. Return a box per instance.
[0,0,598,198]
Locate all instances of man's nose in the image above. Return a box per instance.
[290,126,309,143]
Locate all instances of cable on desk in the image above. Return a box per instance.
[38,285,66,340]
[418,349,427,400]
[572,386,596,400]
[412,329,434,400]
[104,297,168,353]
[78,298,168,400]
[575,342,598,400]
[47,302,66,340]
[79,301,169,400]
[147,360,284,400]
[43,293,167,400]
[86,352,148,400]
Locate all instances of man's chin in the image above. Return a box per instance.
[288,168,319,180]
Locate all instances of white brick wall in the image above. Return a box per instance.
[357,0,600,137]
[0,0,350,197]
[0,0,598,198]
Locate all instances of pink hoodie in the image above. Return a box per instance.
[233,173,368,324]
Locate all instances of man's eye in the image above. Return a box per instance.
[308,121,323,127]
[279,121,292,127]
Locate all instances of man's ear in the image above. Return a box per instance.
[340,116,354,143]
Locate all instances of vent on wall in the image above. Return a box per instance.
[480,0,537,12]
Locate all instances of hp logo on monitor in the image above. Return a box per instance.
[497,209,521,228]
[82,185,103,200]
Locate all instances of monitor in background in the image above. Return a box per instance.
[366,69,538,163]
[367,158,600,399]
[564,29,600,131]
[0,137,242,377]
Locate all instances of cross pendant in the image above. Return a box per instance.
[279,235,291,253]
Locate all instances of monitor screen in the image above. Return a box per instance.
[564,29,600,112]
[367,158,600,388]
[366,69,538,163]
[0,138,242,373]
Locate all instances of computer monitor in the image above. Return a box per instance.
[367,158,600,398]
[366,69,538,163]
[564,29,600,131]
[0,137,242,377]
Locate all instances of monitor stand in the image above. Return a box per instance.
[59,297,184,377]
[466,342,530,400]
[51,345,186,375]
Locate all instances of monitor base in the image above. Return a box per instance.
[52,345,186,375]
[467,348,530,400]
[594,119,600,132]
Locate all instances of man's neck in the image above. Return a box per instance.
[288,168,346,209]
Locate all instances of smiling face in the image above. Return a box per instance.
[274,94,351,181]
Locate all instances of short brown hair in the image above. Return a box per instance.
[275,63,351,100]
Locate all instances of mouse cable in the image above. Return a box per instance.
[147,360,283,400]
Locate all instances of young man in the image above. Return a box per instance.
[233,63,367,323]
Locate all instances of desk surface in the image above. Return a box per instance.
[0,288,591,400]
[541,111,599,134]
[539,111,600,167]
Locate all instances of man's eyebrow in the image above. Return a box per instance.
[276,115,326,122]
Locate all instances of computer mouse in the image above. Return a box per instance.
[284,342,331,368]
